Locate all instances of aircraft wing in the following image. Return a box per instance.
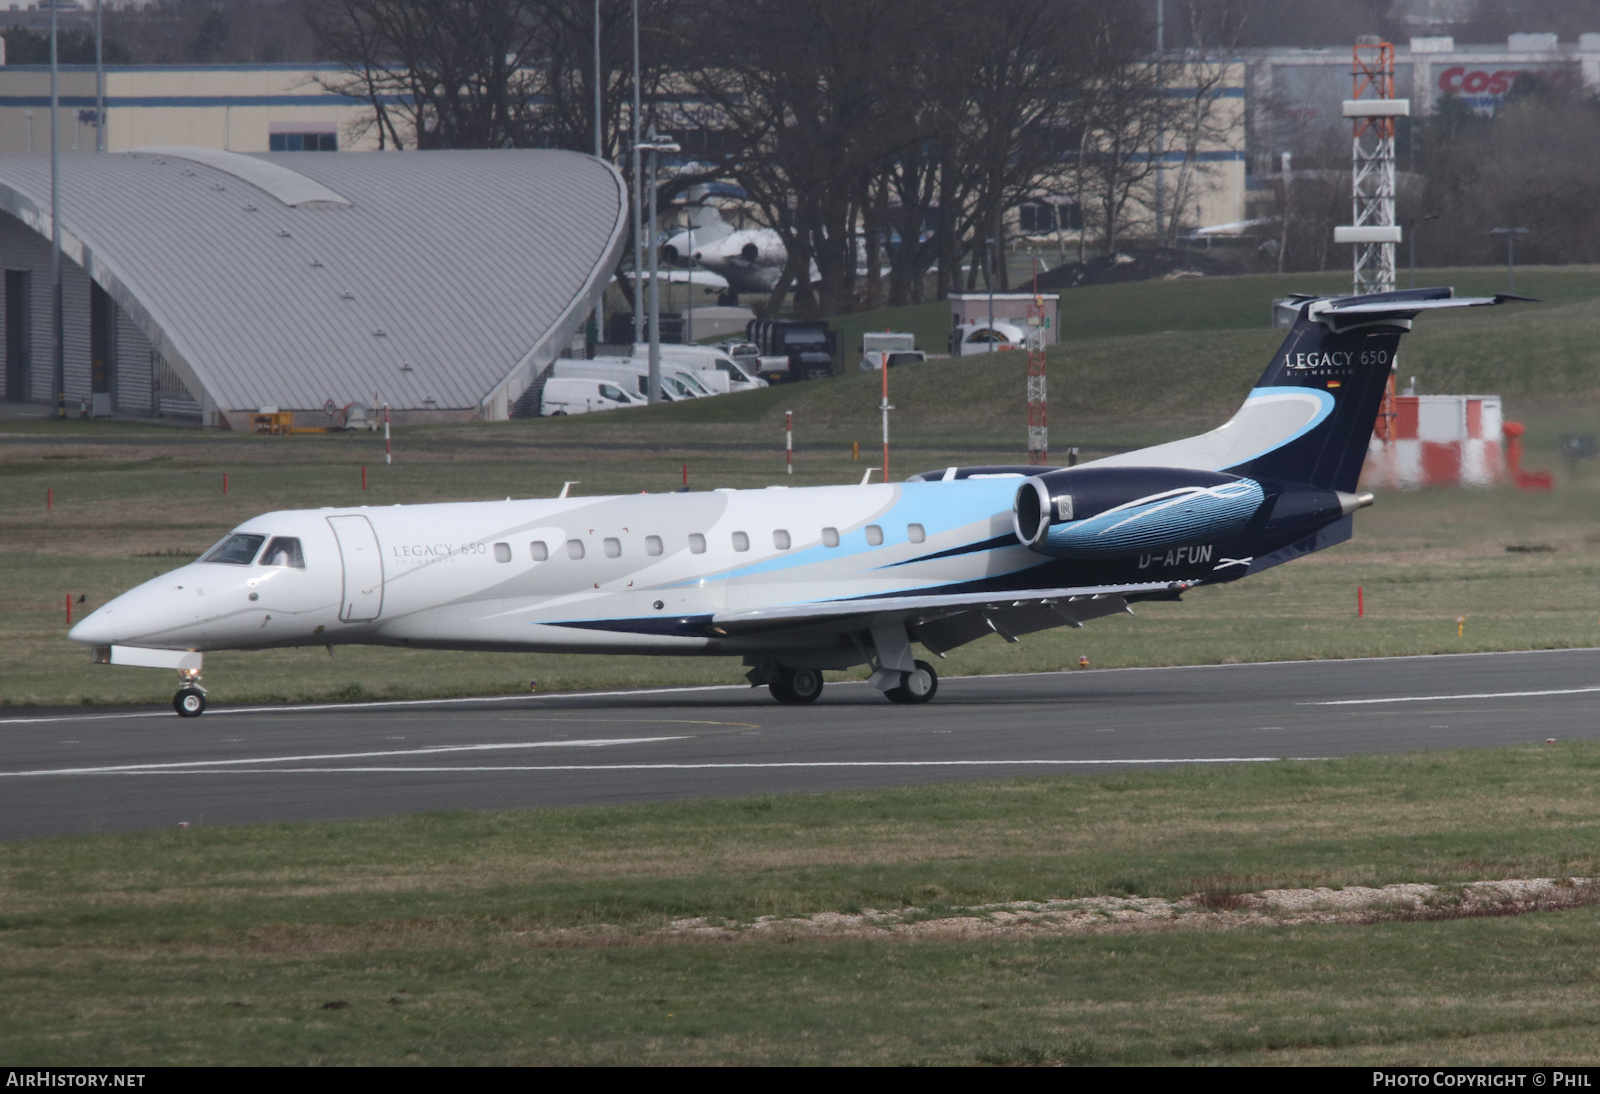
[711,581,1188,653]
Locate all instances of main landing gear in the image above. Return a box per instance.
[885,660,938,705]
[768,665,824,705]
[173,666,207,717]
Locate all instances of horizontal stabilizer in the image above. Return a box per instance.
[1313,291,1536,322]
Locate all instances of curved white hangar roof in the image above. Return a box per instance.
[0,146,627,423]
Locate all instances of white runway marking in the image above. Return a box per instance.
[1303,686,1600,706]
[0,685,752,726]
[10,757,1294,776]
[6,647,1597,727]
[0,736,693,778]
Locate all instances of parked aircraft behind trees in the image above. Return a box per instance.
[660,200,787,305]
[69,289,1523,716]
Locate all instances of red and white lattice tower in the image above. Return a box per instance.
[1025,293,1048,464]
[1334,38,1408,295]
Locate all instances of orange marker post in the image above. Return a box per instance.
[1357,586,1364,617]
[361,464,367,491]
[65,594,72,625]
[46,487,52,510]
[223,472,229,495]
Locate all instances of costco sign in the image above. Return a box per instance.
[1438,67,1523,95]
[1438,65,1575,105]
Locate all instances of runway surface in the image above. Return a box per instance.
[1,648,1596,840]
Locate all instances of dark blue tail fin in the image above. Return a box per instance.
[1227,288,1519,492]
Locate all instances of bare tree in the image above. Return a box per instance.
[306,0,553,149]
[688,0,926,315]
[1075,11,1170,255]
[1157,0,1251,246]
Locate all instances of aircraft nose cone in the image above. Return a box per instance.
[68,607,118,646]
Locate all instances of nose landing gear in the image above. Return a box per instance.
[173,667,207,717]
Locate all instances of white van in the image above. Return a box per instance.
[633,343,768,391]
[540,376,643,416]
[553,358,707,402]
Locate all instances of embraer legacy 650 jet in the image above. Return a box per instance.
[71,288,1519,716]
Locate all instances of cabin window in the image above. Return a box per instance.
[260,536,304,569]
[689,533,707,554]
[567,539,585,560]
[530,540,548,561]
[773,529,791,550]
[907,523,925,544]
[202,533,265,566]
[493,542,512,563]
[604,537,622,558]
[732,531,750,552]
[865,524,884,546]
[822,527,840,548]
[645,535,663,556]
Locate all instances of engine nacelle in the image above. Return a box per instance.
[1013,466,1266,559]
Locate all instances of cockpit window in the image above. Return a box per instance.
[260,536,305,569]
[202,533,266,566]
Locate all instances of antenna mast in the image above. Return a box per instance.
[1335,38,1407,295]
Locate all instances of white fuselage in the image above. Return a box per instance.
[69,480,1033,657]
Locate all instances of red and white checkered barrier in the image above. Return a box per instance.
[1362,394,1504,488]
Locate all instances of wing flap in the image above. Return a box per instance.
[710,581,1183,636]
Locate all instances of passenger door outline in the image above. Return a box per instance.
[327,514,384,622]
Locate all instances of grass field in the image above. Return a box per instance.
[2,265,1597,707]
[3,743,1599,1065]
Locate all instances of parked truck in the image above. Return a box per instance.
[746,319,838,384]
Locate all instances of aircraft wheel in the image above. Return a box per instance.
[768,666,823,705]
[885,660,938,704]
[174,687,207,717]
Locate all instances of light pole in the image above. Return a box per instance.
[593,0,601,159]
[50,0,63,417]
[95,0,104,152]
[1489,227,1529,294]
[636,131,680,403]
[684,215,693,343]
[630,0,643,345]
[985,236,996,354]
[1407,213,1437,289]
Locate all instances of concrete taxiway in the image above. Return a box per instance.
[1,648,1595,840]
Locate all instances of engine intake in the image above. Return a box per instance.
[1013,466,1266,559]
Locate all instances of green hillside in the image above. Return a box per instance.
[556,266,1600,457]
[826,265,1600,370]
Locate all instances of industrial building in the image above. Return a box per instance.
[0,63,381,155]
[1246,33,1600,176]
[0,146,626,426]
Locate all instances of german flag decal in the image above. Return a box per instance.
[1327,380,1342,388]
